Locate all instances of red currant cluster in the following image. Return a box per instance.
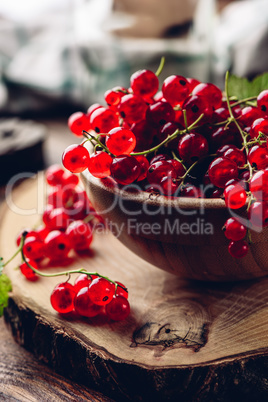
[50,274,130,321]
[17,164,98,281]
[63,64,268,259]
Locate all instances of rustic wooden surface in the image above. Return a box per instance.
[2,175,268,401]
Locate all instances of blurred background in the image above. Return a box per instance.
[0,0,267,184]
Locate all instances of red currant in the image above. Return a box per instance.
[106,127,136,155]
[74,287,102,317]
[192,83,222,109]
[110,155,141,185]
[105,295,130,321]
[208,157,238,188]
[257,90,268,114]
[50,282,76,314]
[250,169,268,201]
[68,112,90,136]
[130,69,159,99]
[228,240,249,258]
[88,277,115,306]
[44,230,72,260]
[88,151,113,179]
[65,220,93,251]
[90,107,119,134]
[248,145,268,169]
[250,118,268,139]
[118,94,148,124]
[223,218,247,241]
[162,75,190,106]
[62,144,90,173]
[19,259,38,281]
[146,101,175,128]
[178,133,208,164]
[224,183,247,209]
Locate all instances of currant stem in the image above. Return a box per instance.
[83,130,111,155]
[131,113,204,157]
[155,57,165,77]
[225,71,254,180]
[19,234,126,293]
[3,234,25,267]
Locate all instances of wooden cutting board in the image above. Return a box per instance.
[1,174,268,401]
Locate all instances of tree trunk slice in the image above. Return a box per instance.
[1,175,268,401]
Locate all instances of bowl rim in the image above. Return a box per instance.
[82,169,229,211]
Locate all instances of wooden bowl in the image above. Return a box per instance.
[81,171,268,282]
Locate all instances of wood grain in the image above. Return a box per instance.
[2,176,268,401]
[0,317,113,402]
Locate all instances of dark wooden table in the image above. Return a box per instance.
[0,117,112,401]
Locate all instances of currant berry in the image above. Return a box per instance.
[147,160,178,195]
[212,107,229,124]
[118,94,148,124]
[178,133,208,164]
[90,107,119,134]
[88,151,113,179]
[146,101,175,128]
[87,103,102,117]
[257,90,268,113]
[158,122,181,150]
[248,145,268,169]
[115,281,128,299]
[239,106,264,127]
[74,274,97,293]
[88,277,115,306]
[248,201,268,228]
[192,83,222,109]
[130,120,155,152]
[250,118,268,139]
[110,155,141,185]
[224,183,247,209]
[223,146,246,168]
[44,230,72,260]
[209,126,240,151]
[45,207,70,230]
[130,69,159,99]
[62,144,90,173]
[50,282,76,314]
[223,218,247,241]
[19,259,38,281]
[250,168,268,201]
[65,220,93,251]
[74,287,102,317]
[135,155,150,181]
[228,240,249,259]
[182,95,213,126]
[208,157,238,188]
[104,86,127,108]
[106,127,136,155]
[162,75,190,106]
[68,112,91,136]
[45,165,65,186]
[23,236,45,260]
[105,295,130,321]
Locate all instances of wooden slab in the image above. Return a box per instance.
[1,175,268,401]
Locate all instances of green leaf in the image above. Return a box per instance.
[0,274,12,316]
[228,72,268,100]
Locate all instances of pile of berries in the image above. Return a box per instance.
[50,274,130,321]
[17,165,96,281]
[63,65,268,260]
[15,166,130,322]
